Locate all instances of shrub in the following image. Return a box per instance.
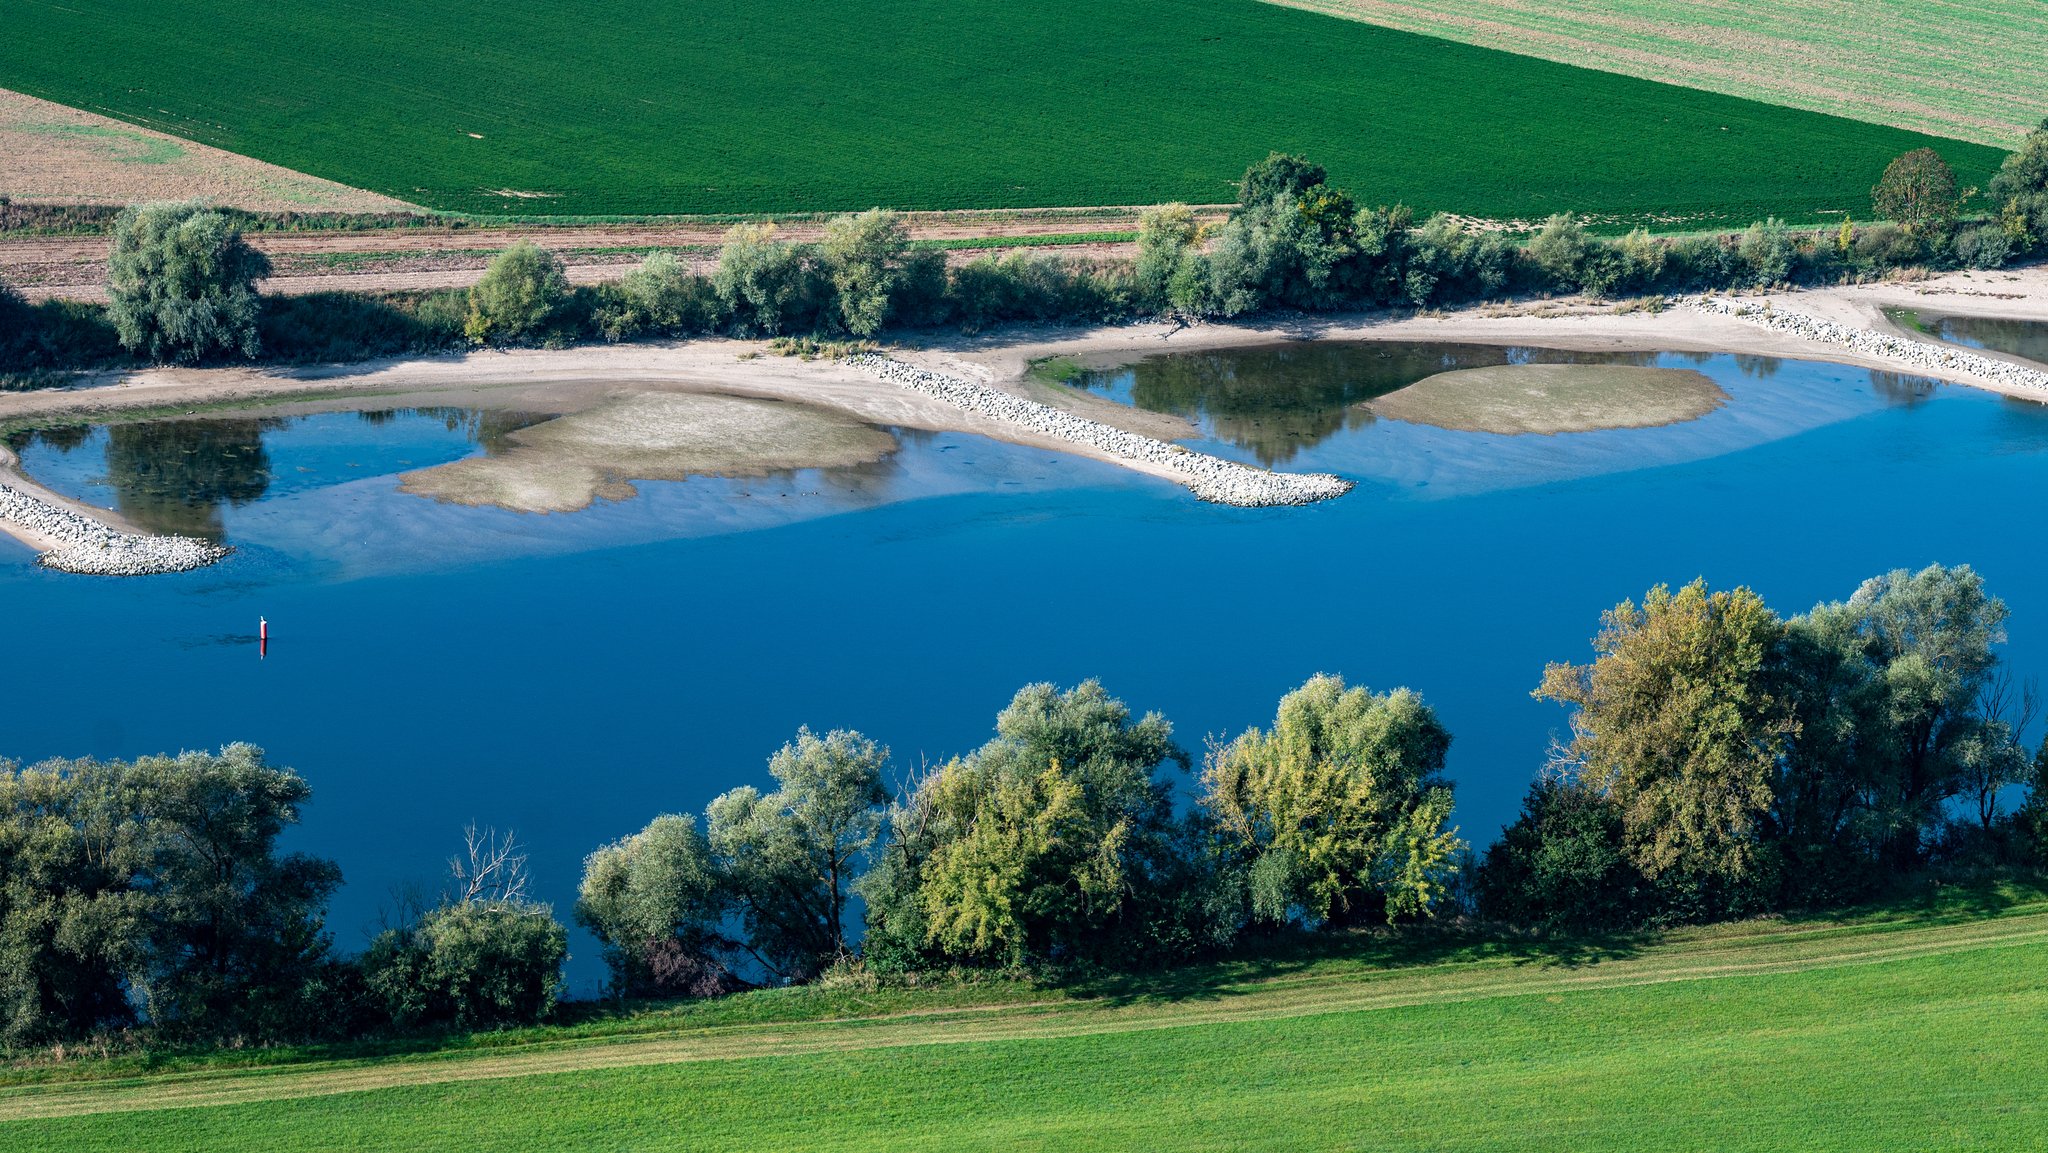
[362,900,567,1029]
[1951,223,2014,270]
[711,224,830,335]
[259,290,466,362]
[464,242,569,344]
[1524,214,1591,290]
[593,253,719,341]
[1135,202,1202,311]
[1850,222,1926,271]
[1737,218,1795,285]
[1660,234,1735,289]
[1474,776,1643,932]
[818,209,913,336]
[105,201,271,363]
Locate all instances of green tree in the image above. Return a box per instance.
[1737,218,1795,285]
[1988,119,2048,202]
[1474,774,1642,932]
[105,201,270,363]
[362,901,566,1028]
[126,745,342,1038]
[711,223,828,335]
[576,814,733,997]
[1537,581,1792,886]
[818,209,912,336]
[1828,564,2008,865]
[464,242,568,343]
[1872,148,1963,232]
[1135,203,1202,311]
[0,758,150,1043]
[1200,674,1462,926]
[1238,153,1327,206]
[863,681,1194,970]
[707,727,889,981]
[914,759,1125,966]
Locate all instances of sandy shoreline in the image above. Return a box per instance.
[2,266,2044,559]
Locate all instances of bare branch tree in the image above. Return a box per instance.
[449,821,532,905]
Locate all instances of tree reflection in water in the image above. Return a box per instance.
[1076,342,1660,466]
[102,419,280,539]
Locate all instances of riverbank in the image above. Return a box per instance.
[0,446,228,574]
[1,265,2043,540]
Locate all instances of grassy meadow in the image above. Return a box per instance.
[3,887,2045,1151]
[0,0,2001,221]
[1278,0,2048,147]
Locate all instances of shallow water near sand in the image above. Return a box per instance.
[1883,307,2048,367]
[5,347,2048,991]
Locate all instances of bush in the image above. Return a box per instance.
[1474,776,1644,932]
[259,290,467,362]
[1737,218,1795,286]
[592,253,719,341]
[711,224,831,335]
[576,814,735,997]
[363,901,567,1029]
[1660,234,1735,289]
[1951,223,2014,270]
[818,209,913,336]
[464,242,569,344]
[105,201,271,363]
[1850,222,1926,271]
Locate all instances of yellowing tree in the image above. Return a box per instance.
[1536,580,1791,884]
[1201,674,1461,926]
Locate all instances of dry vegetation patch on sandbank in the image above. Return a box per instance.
[397,392,899,513]
[1369,363,1727,435]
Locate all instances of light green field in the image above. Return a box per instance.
[1277,0,2048,147]
[4,889,2046,1151]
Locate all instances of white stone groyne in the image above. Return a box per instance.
[848,354,1353,507]
[0,482,229,575]
[1685,296,2048,397]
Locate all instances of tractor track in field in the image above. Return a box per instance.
[1,904,2042,1122]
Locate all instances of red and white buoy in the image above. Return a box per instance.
[259,616,269,642]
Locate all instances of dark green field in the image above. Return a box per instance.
[3,891,2046,1150]
[0,0,2002,220]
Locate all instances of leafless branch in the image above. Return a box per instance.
[449,821,531,905]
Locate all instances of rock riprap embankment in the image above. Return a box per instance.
[0,483,229,575]
[848,354,1352,507]
[1686,296,2048,396]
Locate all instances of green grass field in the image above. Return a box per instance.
[1276,0,2048,148]
[0,0,2002,221]
[4,886,2045,1151]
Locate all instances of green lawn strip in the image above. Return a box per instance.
[7,939,2042,1151]
[0,0,1999,220]
[3,893,2043,1124]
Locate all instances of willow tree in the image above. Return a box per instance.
[707,727,889,981]
[1537,580,1792,886]
[1201,674,1461,927]
[105,201,270,363]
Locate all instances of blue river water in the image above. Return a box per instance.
[4,346,2045,991]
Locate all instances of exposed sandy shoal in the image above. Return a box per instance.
[1,264,2045,536]
[0,88,418,214]
[398,392,897,513]
[1370,364,1726,435]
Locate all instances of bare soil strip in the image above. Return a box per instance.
[0,89,419,214]
[1,905,2042,1121]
